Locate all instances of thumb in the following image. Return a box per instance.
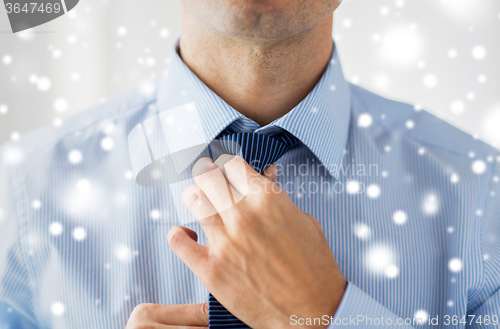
[167,226,208,275]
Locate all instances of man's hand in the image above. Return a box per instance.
[167,155,347,329]
[125,303,208,328]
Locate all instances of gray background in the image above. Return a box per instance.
[0,0,499,148]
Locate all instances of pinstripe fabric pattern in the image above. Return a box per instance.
[0,38,499,329]
[209,130,298,328]
[209,294,249,329]
[214,130,299,174]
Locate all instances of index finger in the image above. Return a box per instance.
[192,158,243,217]
[221,155,274,198]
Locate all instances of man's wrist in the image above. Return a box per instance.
[327,279,348,320]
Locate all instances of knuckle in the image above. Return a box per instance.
[227,203,254,232]
[234,215,252,232]
[204,257,222,283]
[253,191,270,207]
[229,208,251,230]
[182,185,203,208]
[202,302,209,320]
[191,303,209,323]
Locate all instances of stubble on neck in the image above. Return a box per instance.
[179,5,334,126]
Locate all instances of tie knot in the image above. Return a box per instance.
[210,130,298,173]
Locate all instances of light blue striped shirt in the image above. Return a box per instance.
[1,39,499,329]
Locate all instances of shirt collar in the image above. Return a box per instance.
[156,38,351,179]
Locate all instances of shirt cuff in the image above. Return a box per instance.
[327,282,413,328]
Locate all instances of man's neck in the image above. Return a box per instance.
[179,6,334,126]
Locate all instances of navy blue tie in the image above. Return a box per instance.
[207,129,298,329]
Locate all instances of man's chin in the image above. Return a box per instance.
[218,3,298,41]
[181,0,336,43]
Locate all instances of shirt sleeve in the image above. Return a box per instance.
[467,160,500,328]
[0,148,40,329]
[327,282,414,328]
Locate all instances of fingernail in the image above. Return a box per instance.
[192,158,215,177]
[214,154,235,168]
